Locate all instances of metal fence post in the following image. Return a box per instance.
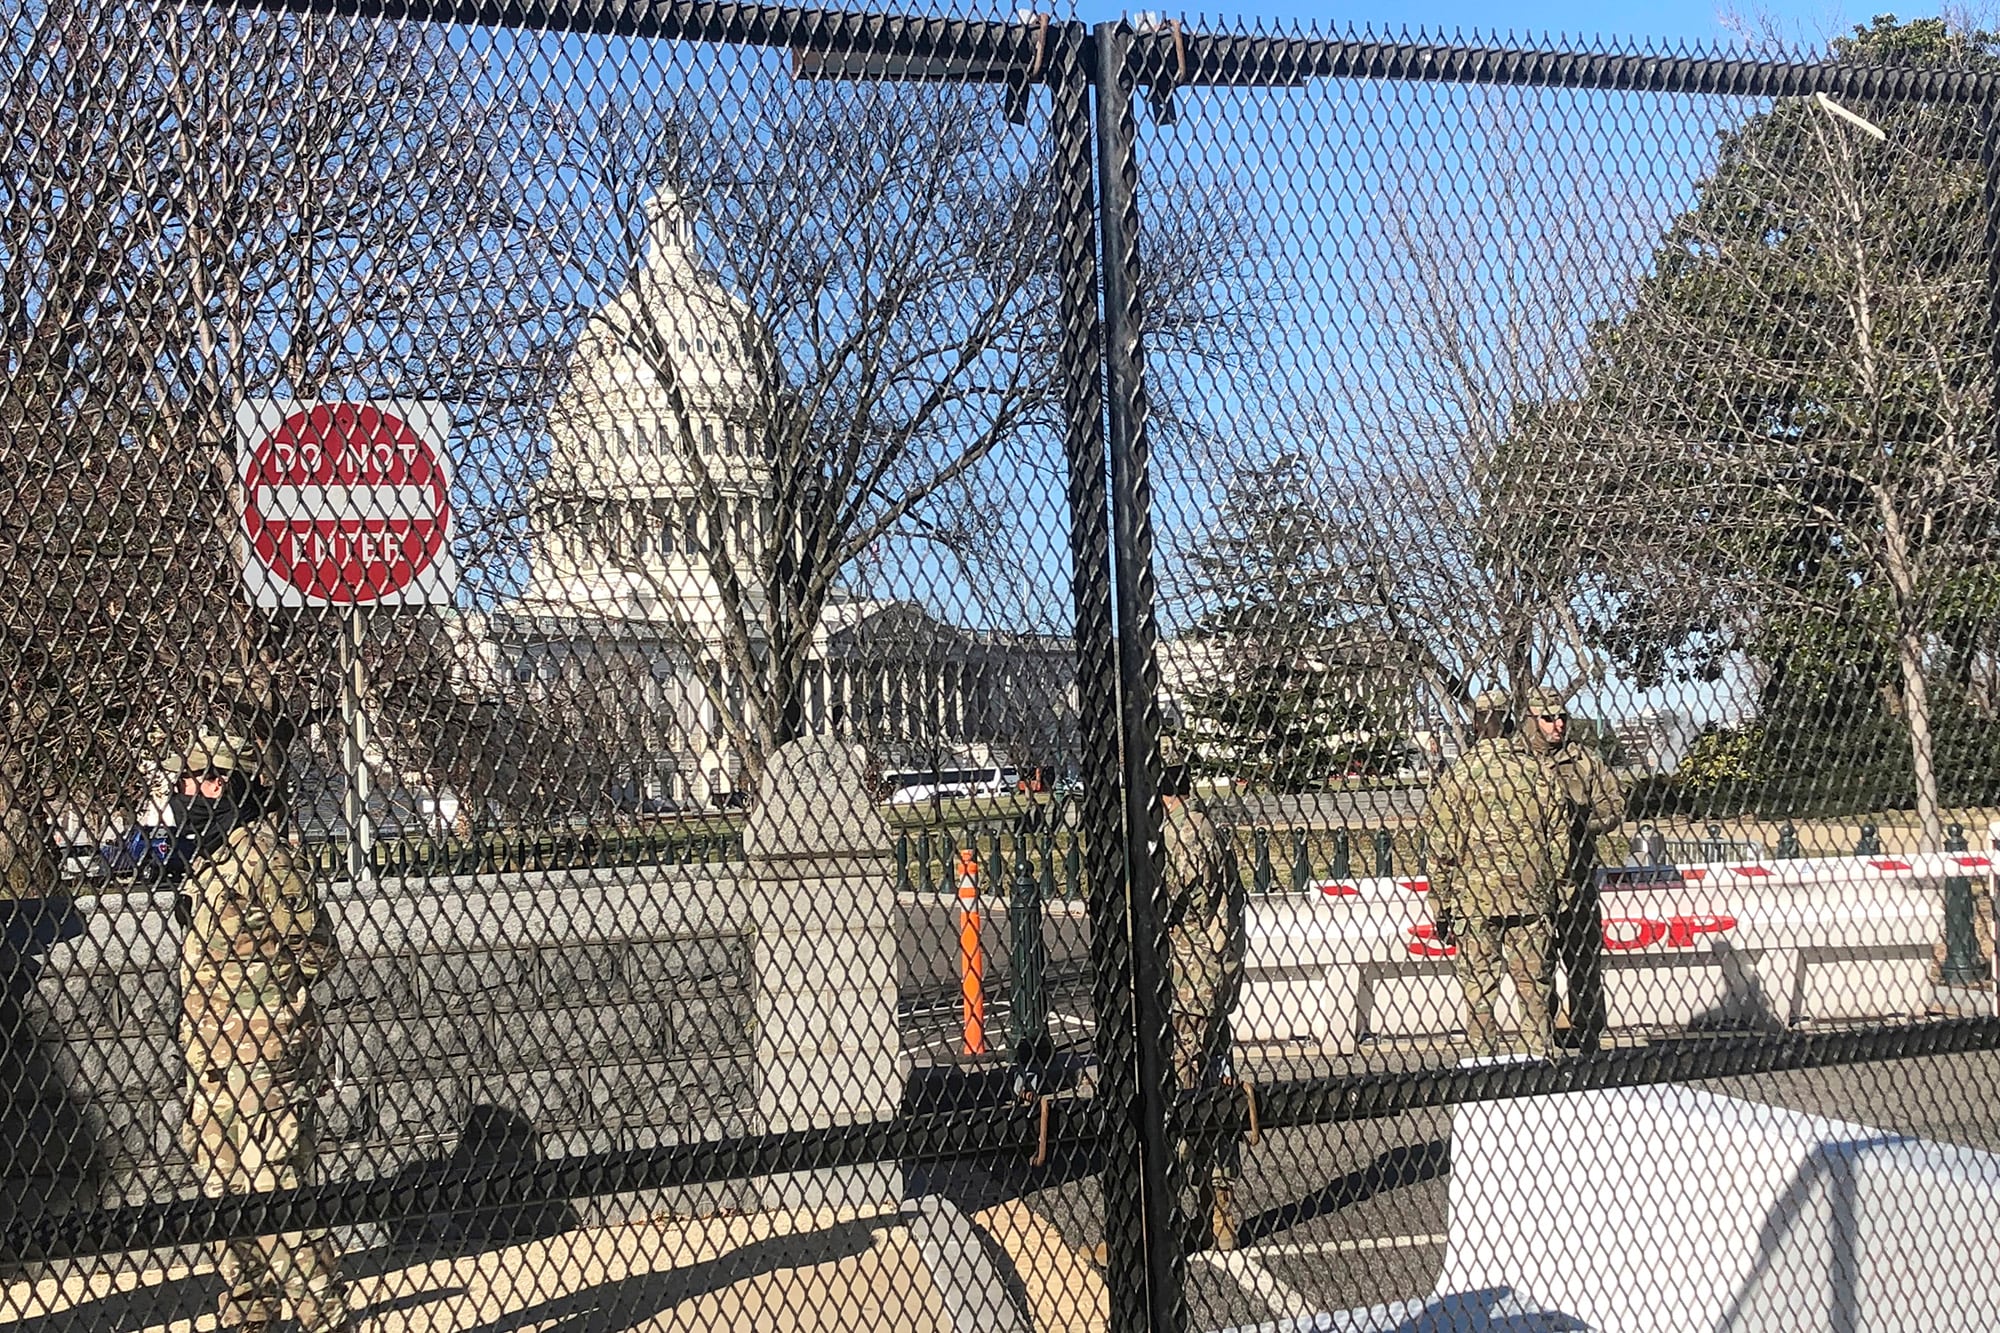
[1052,22,1171,1333]
[1857,823,1883,856]
[1331,828,1351,878]
[1942,823,1986,985]
[1374,828,1395,878]
[1092,18,1187,1328]
[1010,813,1051,1088]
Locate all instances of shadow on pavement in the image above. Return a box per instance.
[4,1278,463,1333]
[1238,1139,1450,1248]
[375,1103,582,1262]
[410,1219,883,1333]
[900,1059,1104,1215]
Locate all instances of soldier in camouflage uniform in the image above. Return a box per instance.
[167,734,349,1332]
[1518,688,1624,1050]
[1159,739,1246,1252]
[1423,690,1564,1058]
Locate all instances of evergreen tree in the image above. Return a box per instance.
[1174,456,1406,791]
[1499,16,2000,836]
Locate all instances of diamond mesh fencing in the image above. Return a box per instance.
[3,3,2000,1331]
[1131,16,2000,1332]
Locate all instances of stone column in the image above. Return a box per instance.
[743,737,904,1213]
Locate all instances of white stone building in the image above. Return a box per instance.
[484,197,1072,809]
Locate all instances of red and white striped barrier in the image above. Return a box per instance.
[1237,855,1950,1054]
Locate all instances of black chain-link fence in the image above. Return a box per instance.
[4,3,2000,1330]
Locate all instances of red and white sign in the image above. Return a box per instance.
[236,401,457,608]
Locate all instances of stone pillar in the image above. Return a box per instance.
[744,737,903,1213]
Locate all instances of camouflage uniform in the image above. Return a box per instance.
[172,737,348,1332]
[1423,732,1563,1058]
[1162,794,1246,1251]
[1525,689,1624,1050]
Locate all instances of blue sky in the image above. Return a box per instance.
[444,7,1918,731]
[1077,0,1891,48]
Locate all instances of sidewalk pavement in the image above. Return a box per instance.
[0,1196,1106,1333]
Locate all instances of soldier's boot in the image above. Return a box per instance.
[285,1239,351,1333]
[1209,1177,1240,1252]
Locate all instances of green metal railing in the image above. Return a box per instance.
[300,823,745,880]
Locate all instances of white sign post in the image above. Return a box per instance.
[236,401,459,888]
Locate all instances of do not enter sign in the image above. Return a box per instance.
[236,401,458,608]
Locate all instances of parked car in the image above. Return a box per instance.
[95,824,197,884]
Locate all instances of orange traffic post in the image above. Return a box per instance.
[957,848,989,1055]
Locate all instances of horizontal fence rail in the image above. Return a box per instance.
[11,1016,1996,1262]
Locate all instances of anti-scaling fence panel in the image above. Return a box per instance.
[0,3,1122,1331]
[11,5,2000,1332]
[1128,15,2000,1330]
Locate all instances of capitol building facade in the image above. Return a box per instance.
[479,199,1073,809]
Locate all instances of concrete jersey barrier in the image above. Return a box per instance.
[1238,855,1959,1052]
[1427,1083,2000,1332]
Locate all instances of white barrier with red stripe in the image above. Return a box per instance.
[1236,854,1960,1053]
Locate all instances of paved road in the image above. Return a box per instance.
[908,1044,2000,1331]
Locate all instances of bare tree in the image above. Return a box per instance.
[1,0,584,829]
[540,83,1259,790]
[1188,94,1657,745]
[1509,25,2000,844]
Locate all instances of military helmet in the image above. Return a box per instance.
[1470,688,1511,713]
[1521,687,1569,718]
[163,732,269,780]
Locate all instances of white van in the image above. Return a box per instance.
[885,766,1020,804]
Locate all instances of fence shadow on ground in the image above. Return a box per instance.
[1236,1138,1451,1249]
[375,1104,582,1262]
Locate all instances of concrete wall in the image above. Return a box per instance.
[1240,860,1947,1053]
[27,862,760,1219]
[17,737,905,1227]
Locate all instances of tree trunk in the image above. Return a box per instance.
[1876,487,1944,850]
[1896,625,1945,851]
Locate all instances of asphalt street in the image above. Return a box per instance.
[905,1040,2000,1331]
